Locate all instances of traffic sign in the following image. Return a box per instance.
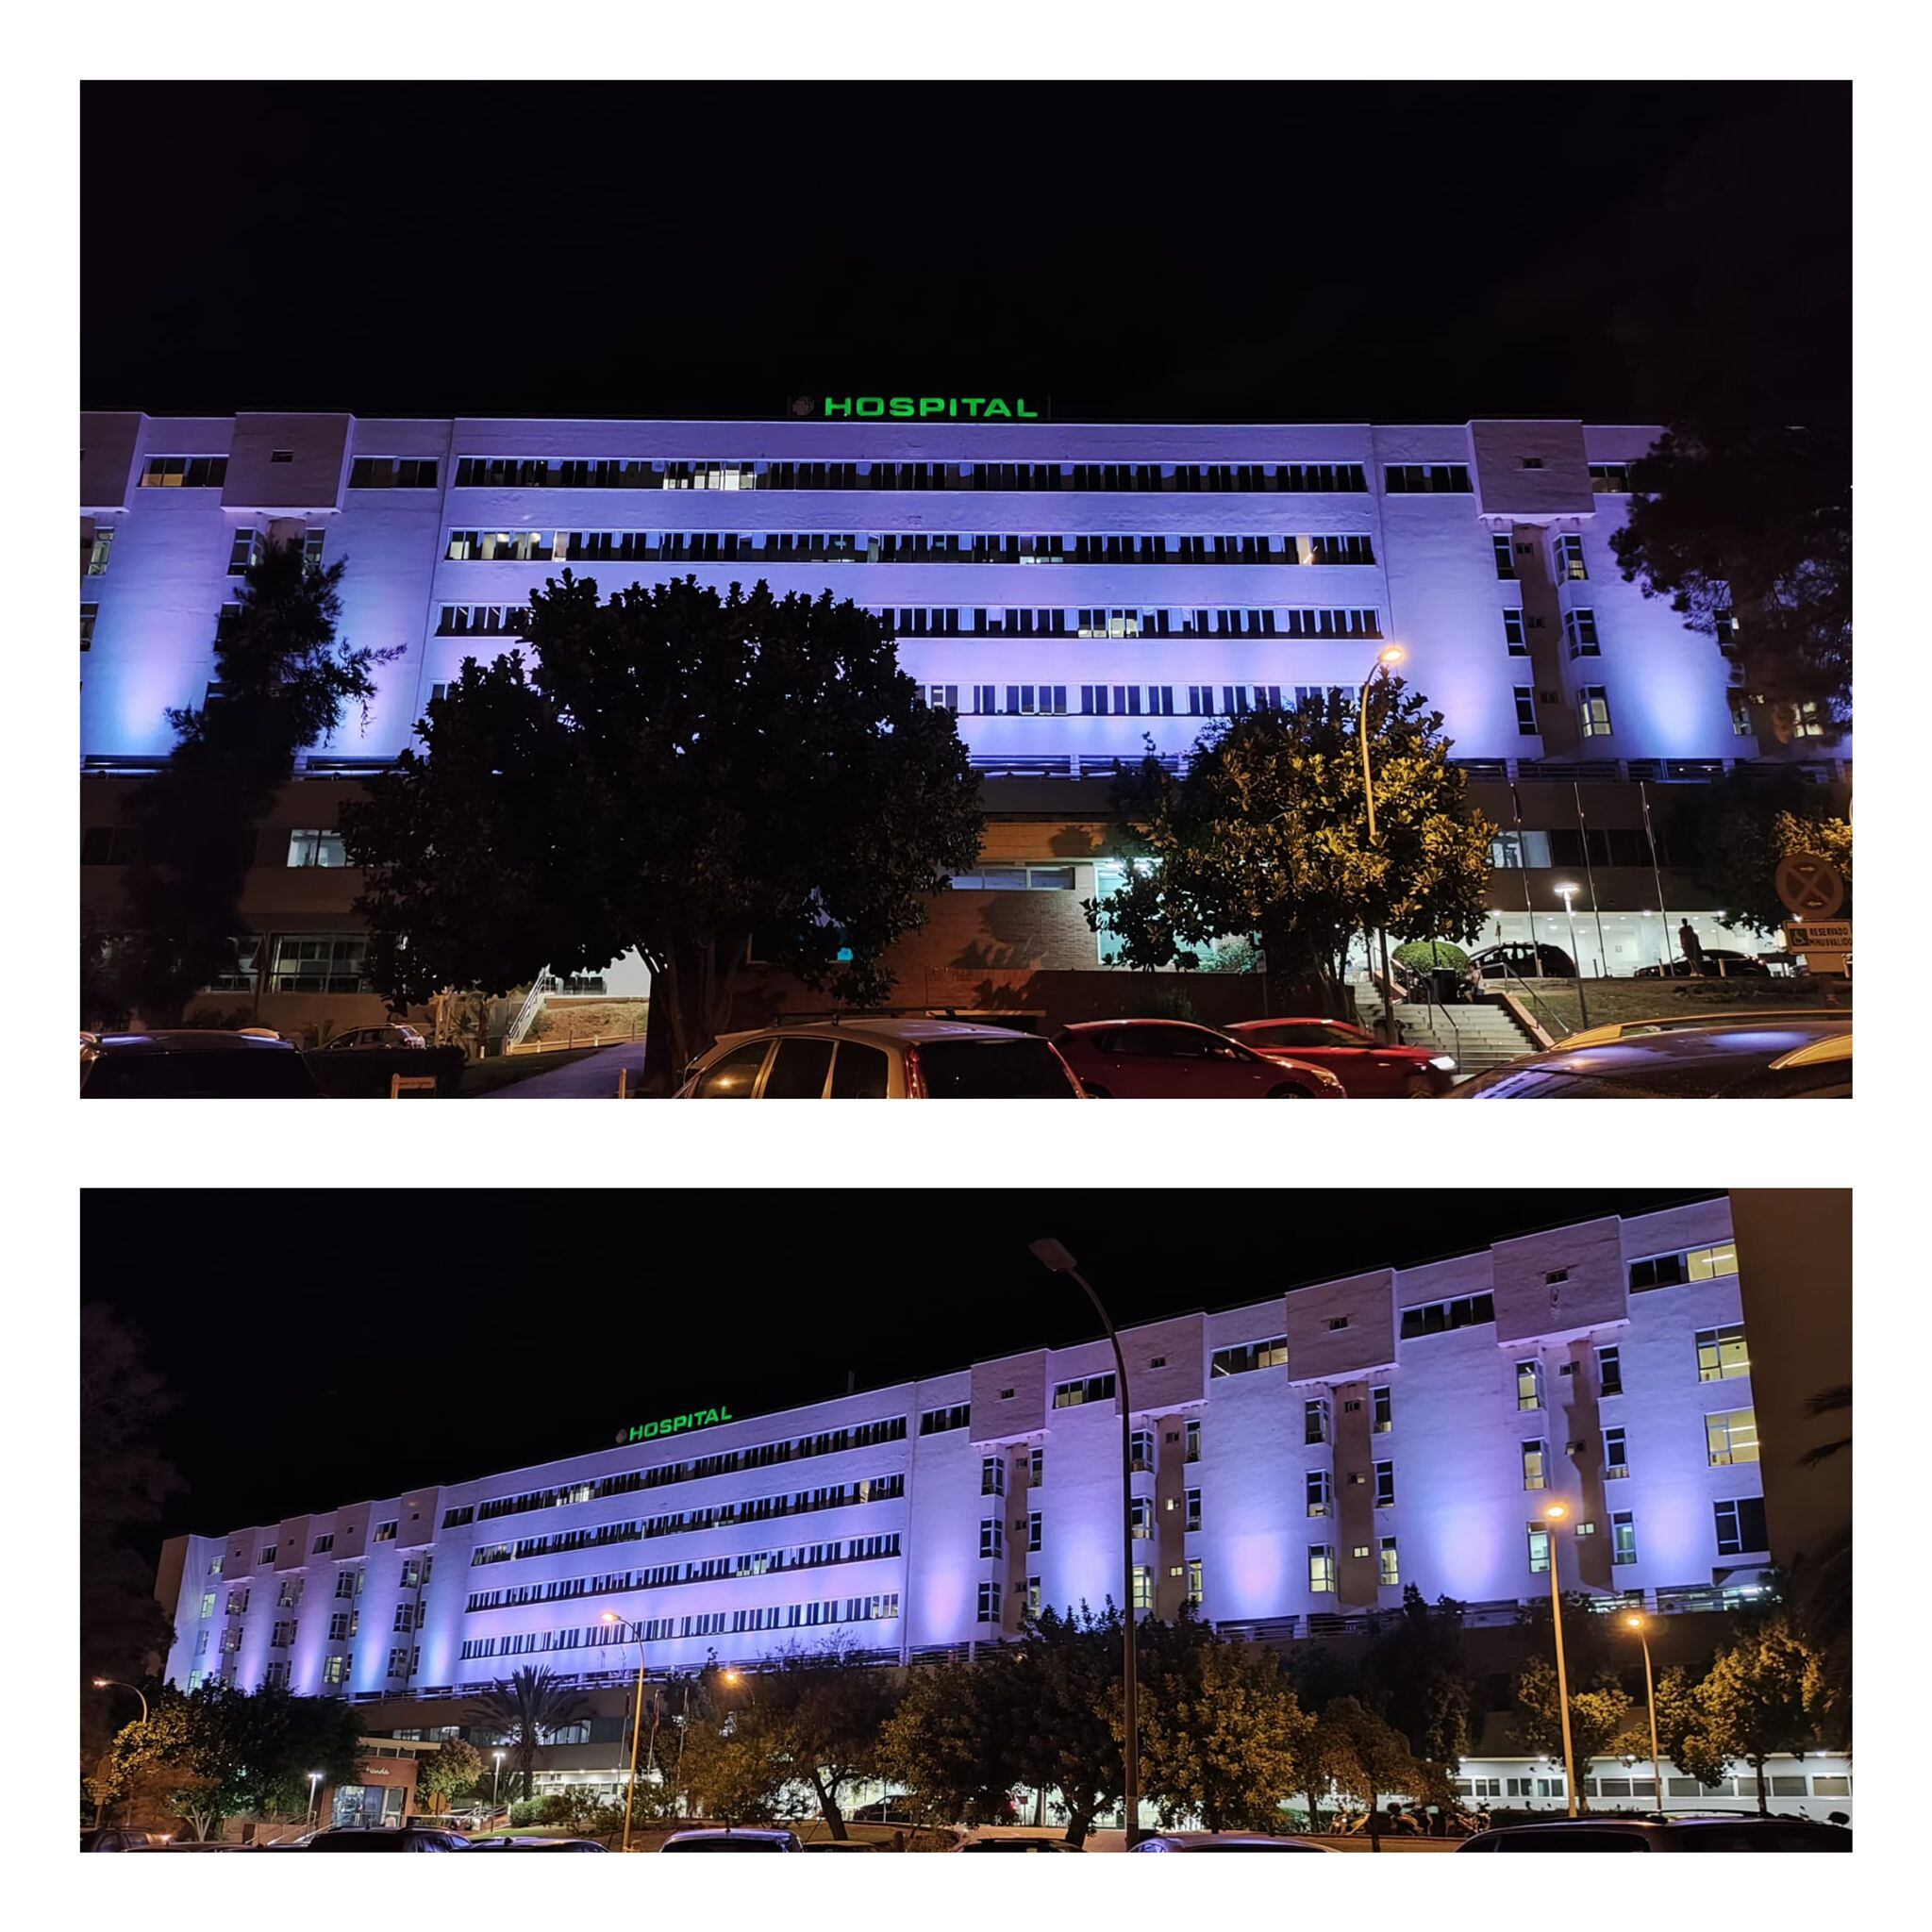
[1783,920,1852,952]
[1775,852,1845,918]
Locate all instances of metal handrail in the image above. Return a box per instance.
[1484,958,1572,1041]
[502,973,554,1052]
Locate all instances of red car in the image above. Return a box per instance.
[1224,1018,1457,1097]
[1051,1020,1346,1098]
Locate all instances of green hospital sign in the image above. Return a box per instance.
[823,395,1041,420]
[614,1407,736,1445]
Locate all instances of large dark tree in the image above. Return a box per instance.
[341,575,984,1085]
[1663,765,1851,936]
[1358,1589,1474,1768]
[80,1306,180,1791]
[1607,94,1851,729]
[1090,683,1492,1006]
[103,542,391,1024]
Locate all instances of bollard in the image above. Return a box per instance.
[616,1068,629,1099]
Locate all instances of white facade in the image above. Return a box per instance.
[161,1202,1771,1705]
[82,410,1850,779]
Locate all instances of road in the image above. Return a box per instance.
[482,1041,650,1098]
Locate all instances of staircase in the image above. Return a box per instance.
[1350,988,1541,1079]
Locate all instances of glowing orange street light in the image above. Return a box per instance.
[1540,1505,1580,1817]
[1624,1612,1666,1817]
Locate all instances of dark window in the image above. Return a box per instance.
[911,1039,1077,1097]
[760,1038,835,1099]
[83,1051,316,1098]
[828,1041,890,1099]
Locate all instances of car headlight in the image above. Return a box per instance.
[1428,1055,1457,1071]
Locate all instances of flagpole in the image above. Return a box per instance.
[1640,781,1674,972]
[1574,780,1611,977]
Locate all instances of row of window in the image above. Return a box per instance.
[447,528,1380,567]
[1492,531,1591,582]
[451,457,1374,494]
[1629,1242,1739,1291]
[458,1591,901,1659]
[462,1533,903,1613]
[1520,1408,1757,1491]
[1514,1327,1746,1413]
[464,1413,909,1523]
[919,681,1353,720]
[884,606,1384,639]
[467,1474,907,1565]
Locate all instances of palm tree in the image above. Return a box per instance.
[1797,1384,1851,1468]
[468,1666,591,1802]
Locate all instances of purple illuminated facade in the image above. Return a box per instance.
[158,1201,1768,1706]
[81,412,1851,1034]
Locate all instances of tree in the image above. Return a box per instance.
[1664,766,1851,937]
[1668,1616,1824,1815]
[1512,1657,1638,1805]
[1359,1590,1474,1768]
[1088,683,1493,1007]
[80,1306,180,1791]
[341,575,984,1085]
[469,1666,590,1801]
[103,541,392,1024]
[1291,1696,1437,1830]
[1138,1614,1312,1831]
[880,1604,1126,1846]
[417,1739,485,1815]
[1607,93,1851,727]
[95,1682,363,1840]
[758,1640,903,1840]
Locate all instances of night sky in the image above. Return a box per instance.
[87,1189,1721,1557]
[81,81,1848,425]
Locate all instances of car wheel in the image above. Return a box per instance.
[1404,1074,1436,1098]
[1265,1083,1308,1098]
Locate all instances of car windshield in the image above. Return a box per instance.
[1246,1024,1362,1049]
[914,1039,1077,1097]
[662,1837,787,1851]
[84,1052,316,1097]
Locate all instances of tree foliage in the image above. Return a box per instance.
[756,1639,904,1840]
[1660,1615,1825,1815]
[102,542,392,1024]
[417,1738,485,1813]
[1664,765,1851,935]
[468,1666,591,1801]
[1358,1590,1474,1768]
[1089,683,1493,998]
[1138,1612,1311,1830]
[341,575,984,1082]
[96,1683,365,1839]
[1291,1696,1440,1828]
[1512,1657,1641,1802]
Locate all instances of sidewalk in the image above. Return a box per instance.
[481,1041,650,1098]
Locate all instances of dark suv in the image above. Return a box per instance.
[1457,1816,1850,1852]
[303,1826,472,1852]
[81,1030,319,1097]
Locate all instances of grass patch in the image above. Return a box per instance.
[458,1047,607,1096]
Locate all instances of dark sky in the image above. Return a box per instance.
[87,1189,1721,1557]
[81,82,1849,425]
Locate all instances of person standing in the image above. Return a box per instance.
[1677,919,1706,976]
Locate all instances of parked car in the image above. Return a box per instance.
[659,1827,805,1852]
[802,1840,878,1851]
[472,1835,608,1850]
[302,1825,472,1851]
[1127,1832,1334,1852]
[1457,1815,1851,1851]
[959,1834,1084,1852]
[79,1827,155,1852]
[1446,1017,1851,1098]
[80,1030,321,1097]
[319,1023,428,1049]
[1559,1008,1846,1051]
[676,1018,1087,1098]
[1052,1020,1345,1098]
[1469,941,1576,980]
[1224,1018,1456,1096]
[1634,949,1772,978]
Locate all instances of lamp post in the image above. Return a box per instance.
[90,1679,150,1827]
[1623,1612,1665,1817]
[1540,1506,1580,1818]
[1357,645,1407,1043]
[1555,884,1590,1030]
[491,1748,504,1815]
[600,1612,651,1854]
[307,1770,323,1828]
[1028,1238,1141,1847]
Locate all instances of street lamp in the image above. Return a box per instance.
[92,1677,149,1726]
[1357,645,1407,1044]
[1027,1238,1141,1847]
[307,1770,323,1827]
[491,1748,505,1815]
[600,1612,651,1854]
[1623,1612,1666,1817]
[1554,884,1590,1030]
[1539,1506,1580,1818]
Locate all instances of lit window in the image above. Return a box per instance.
[1554,533,1589,581]
[1129,1428,1155,1473]
[1605,1427,1629,1479]
[1526,1523,1551,1574]
[1210,1337,1289,1377]
[1307,1545,1337,1593]
[1025,1575,1041,1616]
[1052,1373,1117,1409]
[227,528,263,575]
[1131,1564,1154,1611]
[1706,1408,1759,1467]
[1630,1242,1738,1291]
[1185,1558,1203,1606]
[1378,1537,1400,1589]
[286,829,348,869]
[1578,686,1613,739]
[1129,1498,1155,1541]
[1696,1325,1751,1381]
[1611,1512,1638,1566]
[1522,1440,1549,1491]
[1516,1359,1545,1411]
[1306,1471,1333,1518]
